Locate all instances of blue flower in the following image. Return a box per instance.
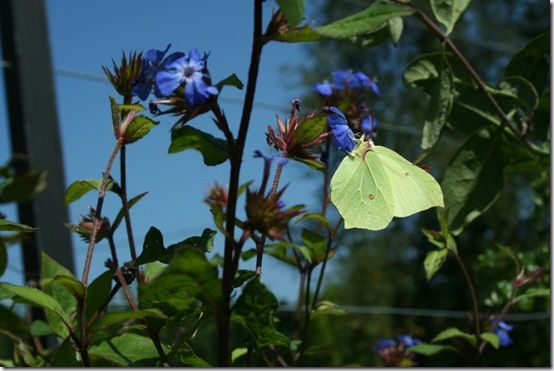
[397,335,421,348]
[373,338,396,353]
[494,321,514,347]
[360,112,378,136]
[328,106,355,152]
[156,48,219,107]
[314,80,333,96]
[253,150,288,166]
[133,44,184,100]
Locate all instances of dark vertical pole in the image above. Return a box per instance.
[0,0,75,287]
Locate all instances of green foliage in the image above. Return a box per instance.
[125,115,158,144]
[215,73,244,91]
[88,309,166,344]
[64,178,113,205]
[408,342,457,356]
[232,278,289,348]
[139,247,222,317]
[432,327,477,348]
[421,57,454,149]
[89,333,163,366]
[330,140,443,230]
[442,128,511,235]
[277,0,304,27]
[0,170,47,203]
[0,219,37,232]
[169,126,228,166]
[423,248,448,281]
[430,0,471,35]
[505,32,549,94]
[0,242,6,277]
[136,226,217,265]
[110,191,148,232]
[272,0,413,43]
[480,332,500,349]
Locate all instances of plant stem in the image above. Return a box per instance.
[270,162,284,195]
[311,218,343,311]
[119,143,137,262]
[449,250,481,340]
[219,0,263,366]
[79,137,123,365]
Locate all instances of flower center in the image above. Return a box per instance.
[184,66,195,78]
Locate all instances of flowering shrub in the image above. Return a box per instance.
[0,0,549,367]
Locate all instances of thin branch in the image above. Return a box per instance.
[219,0,264,366]
[449,250,481,340]
[119,144,138,262]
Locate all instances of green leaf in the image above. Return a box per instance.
[139,248,222,315]
[0,219,36,232]
[422,58,454,149]
[311,300,347,319]
[124,115,158,144]
[30,320,54,337]
[89,333,161,366]
[169,126,229,166]
[166,228,217,254]
[481,332,500,349]
[40,252,78,338]
[330,140,444,231]
[292,115,327,144]
[295,213,331,235]
[109,96,120,133]
[0,283,71,334]
[272,25,327,43]
[423,249,448,281]
[442,128,511,235]
[50,338,81,367]
[110,191,148,232]
[118,103,145,112]
[231,347,248,363]
[136,227,166,266]
[301,228,326,262]
[407,342,457,356]
[315,1,414,39]
[64,178,113,205]
[0,170,47,203]
[89,309,167,344]
[232,279,289,348]
[497,76,539,114]
[276,0,304,27]
[514,287,550,303]
[137,227,217,265]
[86,270,114,320]
[265,241,311,266]
[432,327,477,348]
[505,32,549,94]
[233,270,256,288]
[0,241,6,277]
[387,16,403,45]
[214,73,244,91]
[430,0,471,34]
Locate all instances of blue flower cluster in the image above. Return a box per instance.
[493,320,514,347]
[373,335,421,353]
[132,45,219,107]
[315,69,380,97]
[327,106,378,152]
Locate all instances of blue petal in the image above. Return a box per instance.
[370,81,381,96]
[184,77,217,106]
[156,69,183,97]
[373,338,396,353]
[146,43,171,64]
[332,69,352,89]
[361,114,378,136]
[314,80,333,95]
[497,321,514,331]
[496,330,513,347]
[353,71,370,88]
[328,107,355,152]
[162,51,186,67]
[397,335,421,348]
[132,82,153,100]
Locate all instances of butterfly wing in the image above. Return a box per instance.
[373,146,444,218]
[330,152,394,230]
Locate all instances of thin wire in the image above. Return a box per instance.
[277,304,550,322]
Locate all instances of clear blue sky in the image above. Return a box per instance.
[0,0,330,302]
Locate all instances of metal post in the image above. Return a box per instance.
[0,0,75,284]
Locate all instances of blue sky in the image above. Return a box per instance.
[0,0,331,302]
